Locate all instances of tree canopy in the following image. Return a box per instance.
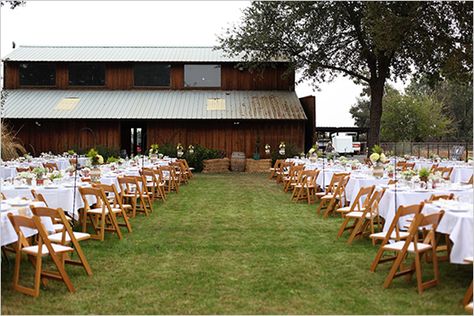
[219,1,473,151]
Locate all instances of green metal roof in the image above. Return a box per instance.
[3,90,307,120]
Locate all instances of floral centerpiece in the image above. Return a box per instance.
[279,142,286,156]
[350,159,361,170]
[86,148,103,182]
[386,164,395,178]
[338,156,349,166]
[48,170,63,183]
[18,171,34,185]
[308,145,318,163]
[401,169,417,181]
[370,145,387,178]
[66,165,76,176]
[149,144,159,156]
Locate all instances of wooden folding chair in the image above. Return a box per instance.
[16,166,30,173]
[434,167,453,181]
[153,168,168,201]
[316,172,343,211]
[382,211,444,294]
[0,192,6,200]
[7,214,75,297]
[292,169,320,204]
[117,176,152,217]
[338,189,385,244]
[160,165,179,193]
[43,162,59,172]
[405,162,416,170]
[30,206,92,276]
[140,168,157,202]
[321,175,350,218]
[370,203,424,271]
[276,161,294,184]
[92,183,132,233]
[283,164,304,192]
[269,159,283,179]
[178,159,194,179]
[464,175,473,185]
[429,163,439,172]
[336,185,375,237]
[31,189,49,207]
[78,186,123,241]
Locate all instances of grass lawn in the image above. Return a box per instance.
[1,173,471,314]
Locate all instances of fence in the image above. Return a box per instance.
[379,142,473,161]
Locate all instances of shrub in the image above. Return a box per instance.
[95,145,120,161]
[183,144,225,172]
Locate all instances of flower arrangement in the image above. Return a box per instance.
[149,144,159,155]
[188,145,195,154]
[404,154,411,160]
[264,144,271,155]
[82,167,91,177]
[338,156,349,166]
[401,169,417,181]
[106,156,120,164]
[18,171,34,179]
[369,145,387,164]
[32,167,47,179]
[308,144,317,157]
[386,164,395,176]
[279,142,286,155]
[87,148,104,166]
[48,170,63,181]
[67,149,76,155]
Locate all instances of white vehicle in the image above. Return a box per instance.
[331,134,354,154]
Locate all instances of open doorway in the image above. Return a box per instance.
[120,122,147,156]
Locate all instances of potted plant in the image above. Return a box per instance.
[418,167,430,183]
[32,167,47,185]
[401,169,417,181]
[370,145,387,178]
[18,171,34,186]
[48,170,63,184]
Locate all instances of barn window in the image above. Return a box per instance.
[184,64,221,88]
[19,63,56,86]
[68,63,105,86]
[134,63,171,87]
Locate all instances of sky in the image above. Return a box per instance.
[0,1,406,127]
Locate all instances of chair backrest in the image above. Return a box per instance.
[117,176,139,195]
[406,211,445,250]
[272,159,283,170]
[43,162,59,172]
[326,172,349,194]
[30,206,75,244]
[405,162,416,170]
[92,182,123,208]
[288,165,304,178]
[0,192,6,200]
[303,169,320,186]
[382,203,423,242]
[31,189,49,207]
[427,193,454,202]
[79,186,111,212]
[7,213,37,249]
[388,179,398,185]
[468,175,473,185]
[349,185,375,212]
[365,189,385,216]
[429,164,439,172]
[334,175,350,201]
[16,167,30,173]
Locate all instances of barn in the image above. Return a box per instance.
[2,46,315,157]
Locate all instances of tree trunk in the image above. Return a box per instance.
[367,78,385,156]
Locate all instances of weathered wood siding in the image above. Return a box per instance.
[7,119,305,158]
[3,62,294,91]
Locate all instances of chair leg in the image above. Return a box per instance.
[463,281,473,306]
[383,251,407,289]
[414,253,424,294]
[337,217,352,239]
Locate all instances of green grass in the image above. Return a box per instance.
[1,173,471,314]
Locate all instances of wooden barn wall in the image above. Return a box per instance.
[7,119,304,158]
[299,95,316,151]
[4,62,294,91]
[7,119,120,155]
[146,120,305,157]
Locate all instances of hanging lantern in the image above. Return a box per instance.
[264,144,271,155]
[176,143,184,157]
[188,144,195,155]
[279,142,286,156]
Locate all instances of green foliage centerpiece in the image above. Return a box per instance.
[370,145,387,178]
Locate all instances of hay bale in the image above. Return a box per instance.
[202,158,230,173]
[245,159,272,173]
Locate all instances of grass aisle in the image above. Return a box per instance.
[1,173,471,314]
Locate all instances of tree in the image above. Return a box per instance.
[218,1,473,152]
[0,1,24,9]
[380,87,453,142]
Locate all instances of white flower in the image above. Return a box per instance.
[370,153,380,163]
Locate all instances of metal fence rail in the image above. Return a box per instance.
[379,142,473,161]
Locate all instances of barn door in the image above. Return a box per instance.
[120,122,147,157]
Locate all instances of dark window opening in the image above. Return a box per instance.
[69,63,105,86]
[184,64,221,87]
[134,63,171,86]
[19,63,56,86]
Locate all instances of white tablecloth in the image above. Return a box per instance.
[0,184,95,220]
[345,176,390,201]
[0,166,16,179]
[423,203,473,264]
[378,187,473,234]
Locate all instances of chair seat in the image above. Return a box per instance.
[383,241,432,253]
[345,211,374,219]
[122,204,132,209]
[48,232,91,243]
[22,243,73,255]
[370,231,410,240]
[320,194,334,200]
[87,207,122,214]
[337,206,366,213]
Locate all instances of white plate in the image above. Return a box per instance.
[9,201,30,207]
[14,186,29,189]
[43,185,58,189]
